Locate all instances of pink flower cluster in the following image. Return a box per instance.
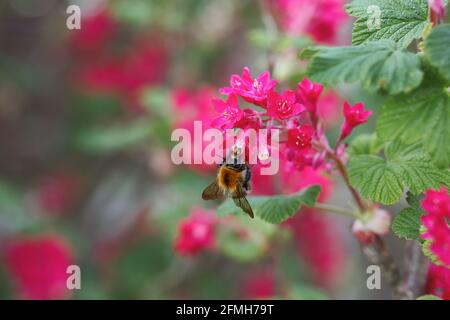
[70,10,168,113]
[211,67,372,172]
[174,208,217,256]
[421,187,450,267]
[4,235,74,300]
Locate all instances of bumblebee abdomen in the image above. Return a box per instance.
[218,167,241,191]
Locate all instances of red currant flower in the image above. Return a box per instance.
[174,208,217,256]
[266,90,305,120]
[287,124,314,151]
[235,108,263,130]
[338,101,373,143]
[210,94,244,130]
[296,77,323,114]
[220,67,277,106]
[421,187,450,267]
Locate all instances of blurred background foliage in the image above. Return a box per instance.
[0,0,396,300]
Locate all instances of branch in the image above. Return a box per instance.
[360,236,405,298]
[329,151,367,213]
[396,241,429,299]
[328,150,406,299]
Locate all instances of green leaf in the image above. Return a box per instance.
[392,207,423,240]
[346,0,429,48]
[286,285,328,300]
[417,294,443,300]
[424,24,450,82]
[114,237,172,297]
[307,40,423,95]
[348,142,450,205]
[216,185,321,224]
[348,133,384,156]
[377,84,450,168]
[0,180,34,233]
[217,217,276,263]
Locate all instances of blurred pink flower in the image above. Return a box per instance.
[35,171,80,215]
[266,90,305,120]
[272,0,349,44]
[316,90,342,125]
[426,264,450,300]
[69,10,117,57]
[241,271,275,299]
[421,187,450,267]
[220,67,277,106]
[4,235,74,300]
[289,209,346,288]
[338,101,373,143]
[174,208,217,256]
[283,166,333,200]
[74,37,168,113]
[171,87,218,172]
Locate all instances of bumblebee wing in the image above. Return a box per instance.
[202,181,223,200]
[232,183,254,218]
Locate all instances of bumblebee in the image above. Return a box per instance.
[202,160,254,218]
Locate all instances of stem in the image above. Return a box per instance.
[327,150,406,299]
[314,202,359,218]
[397,241,429,299]
[329,151,367,213]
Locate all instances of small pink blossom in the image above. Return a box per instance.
[35,171,80,215]
[241,271,276,299]
[266,90,305,120]
[287,124,314,151]
[421,187,450,267]
[338,101,373,142]
[296,78,323,114]
[220,67,277,106]
[69,10,117,57]
[211,94,244,130]
[174,208,217,256]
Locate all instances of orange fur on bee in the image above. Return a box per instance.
[217,166,242,191]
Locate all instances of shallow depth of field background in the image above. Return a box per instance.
[0,0,414,299]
